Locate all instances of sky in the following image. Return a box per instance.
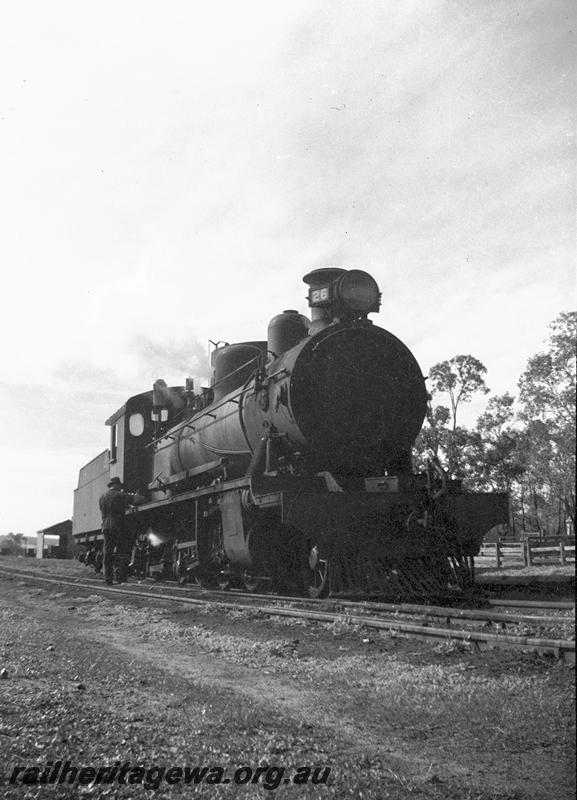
[0,0,574,534]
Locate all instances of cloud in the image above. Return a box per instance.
[0,328,209,453]
[129,334,208,385]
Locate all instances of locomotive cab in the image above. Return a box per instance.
[72,387,184,546]
[106,391,155,493]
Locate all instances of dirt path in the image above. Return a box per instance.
[0,571,574,799]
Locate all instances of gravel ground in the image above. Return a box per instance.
[0,563,575,799]
[475,564,575,600]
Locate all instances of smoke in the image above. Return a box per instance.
[146,528,170,548]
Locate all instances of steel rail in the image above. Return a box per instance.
[116,580,574,625]
[486,598,575,610]
[0,564,573,625]
[0,566,573,661]
[190,589,573,626]
[325,599,572,626]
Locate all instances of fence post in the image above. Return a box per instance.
[526,539,533,566]
[560,541,566,565]
[496,540,502,568]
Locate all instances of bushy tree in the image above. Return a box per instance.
[474,394,524,490]
[416,355,490,477]
[519,312,576,426]
[413,401,450,469]
[517,312,576,533]
[428,355,490,432]
[0,532,25,555]
[412,316,575,539]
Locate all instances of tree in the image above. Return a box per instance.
[412,317,575,539]
[420,355,490,476]
[413,401,450,469]
[517,312,576,533]
[514,422,555,535]
[428,355,490,432]
[475,394,524,489]
[519,311,576,426]
[463,394,525,535]
[0,532,25,556]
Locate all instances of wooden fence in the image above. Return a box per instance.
[478,537,576,568]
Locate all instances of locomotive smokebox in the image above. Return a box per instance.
[284,324,428,475]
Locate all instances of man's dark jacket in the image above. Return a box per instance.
[99,488,136,532]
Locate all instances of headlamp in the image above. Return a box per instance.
[335,270,381,314]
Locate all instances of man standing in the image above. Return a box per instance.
[99,477,144,585]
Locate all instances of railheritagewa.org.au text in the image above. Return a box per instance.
[8,761,331,790]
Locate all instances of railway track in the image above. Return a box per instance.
[0,563,574,662]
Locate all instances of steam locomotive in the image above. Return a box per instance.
[73,267,507,597]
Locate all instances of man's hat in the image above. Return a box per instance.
[107,477,123,488]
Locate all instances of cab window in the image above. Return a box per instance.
[129,412,145,436]
[110,424,117,462]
